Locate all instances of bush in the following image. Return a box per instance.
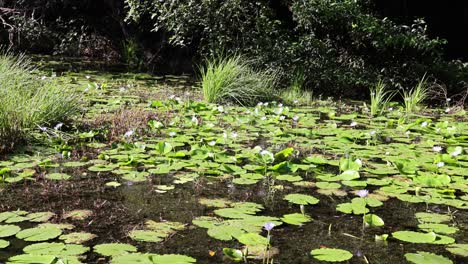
[200,56,278,106]
[0,53,80,153]
[125,0,466,97]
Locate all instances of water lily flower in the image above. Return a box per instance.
[263,222,275,231]
[260,150,270,156]
[223,132,228,139]
[168,132,176,137]
[350,121,358,127]
[85,75,91,79]
[432,146,442,152]
[355,159,362,166]
[451,148,462,157]
[292,115,299,121]
[191,116,198,123]
[445,108,451,113]
[208,141,216,146]
[293,100,299,104]
[231,132,238,139]
[38,126,47,132]
[436,162,445,167]
[119,87,126,92]
[370,130,376,136]
[279,115,285,120]
[41,76,47,80]
[54,123,63,130]
[169,95,175,99]
[278,103,283,107]
[264,102,269,106]
[257,102,264,106]
[124,130,134,137]
[421,121,428,127]
[357,189,369,198]
[260,116,267,121]
[388,107,393,111]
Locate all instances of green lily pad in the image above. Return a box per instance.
[16,226,62,241]
[415,212,451,223]
[59,232,97,244]
[283,193,319,205]
[281,213,311,226]
[128,230,164,242]
[27,212,55,222]
[364,214,385,227]
[405,251,453,264]
[392,231,437,243]
[0,239,9,248]
[23,242,89,256]
[237,233,268,246]
[45,173,71,180]
[446,243,468,257]
[94,243,138,257]
[64,210,92,220]
[418,224,458,235]
[310,248,353,262]
[0,224,21,238]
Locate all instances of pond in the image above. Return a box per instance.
[0,62,467,264]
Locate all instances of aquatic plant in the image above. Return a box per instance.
[200,55,278,106]
[369,80,394,117]
[402,76,430,116]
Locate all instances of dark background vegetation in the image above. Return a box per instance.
[0,0,466,98]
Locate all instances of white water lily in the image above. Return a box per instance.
[350,121,357,127]
[278,103,283,107]
[355,159,362,166]
[168,131,176,137]
[231,132,238,139]
[432,146,442,152]
[369,130,376,136]
[124,130,134,137]
[436,162,445,168]
[208,141,216,146]
[451,147,462,157]
[279,115,285,120]
[54,123,63,130]
[292,115,299,121]
[421,121,428,127]
[260,116,267,121]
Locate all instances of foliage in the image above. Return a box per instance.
[200,55,278,105]
[0,53,79,153]
[125,0,466,97]
[402,76,430,115]
[369,80,394,116]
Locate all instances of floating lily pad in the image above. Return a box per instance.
[237,233,268,246]
[0,239,9,248]
[23,242,89,256]
[60,232,97,244]
[446,243,468,257]
[281,213,311,226]
[45,173,71,180]
[64,210,92,220]
[94,243,137,256]
[418,223,458,234]
[283,193,319,205]
[0,224,21,238]
[16,226,62,241]
[405,251,453,264]
[27,212,55,222]
[310,248,353,262]
[415,212,451,223]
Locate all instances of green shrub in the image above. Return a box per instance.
[0,53,80,153]
[200,56,278,106]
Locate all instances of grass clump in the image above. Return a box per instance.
[369,80,394,117]
[0,53,79,153]
[402,76,430,115]
[281,69,314,106]
[200,55,278,106]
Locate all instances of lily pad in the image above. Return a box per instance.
[405,251,453,264]
[446,243,468,257]
[237,233,268,246]
[0,224,21,238]
[310,248,353,262]
[281,213,311,226]
[16,226,62,241]
[283,193,319,205]
[23,242,89,256]
[60,232,97,244]
[64,210,92,220]
[0,239,9,248]
[45,173,71,180]
[94,243,138,257]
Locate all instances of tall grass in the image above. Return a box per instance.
[200,56,278,106]
[0,52,80,153]
[369,80,394,116]
[402,76,429,115]
[281,69,314,105]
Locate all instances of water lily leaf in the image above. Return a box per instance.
[207,225,245,241]
[16,226,62,241]
[0,239,9,248]
[232,177,259,185]
[23,242,89,256]
[337,170,360,181]
[237,233,268,246]
[45,173,71,180]
[446,243,468,257]
[392,231,437,243]
[64,210,92,220]
[364,214,385,227]
[151,254,196,264]
[310,248,353,262]
[128,230,164,242]
[7,254,57,264]
[111,253,153,264]
[27,212,55,222]
[0,210,29,223]
[60,232,97,244]
[316,182,341,189]
[415,212,451,223]
[283,193,319,205]
[281,213,311,226]
[0,224,21,238]
[105,181,121,187]
[405,251,453,264]
[274,147,294,160]
[418,224,458,235]
[94,243,137,256]
[276,174,302,182]
[198,198,231,208]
